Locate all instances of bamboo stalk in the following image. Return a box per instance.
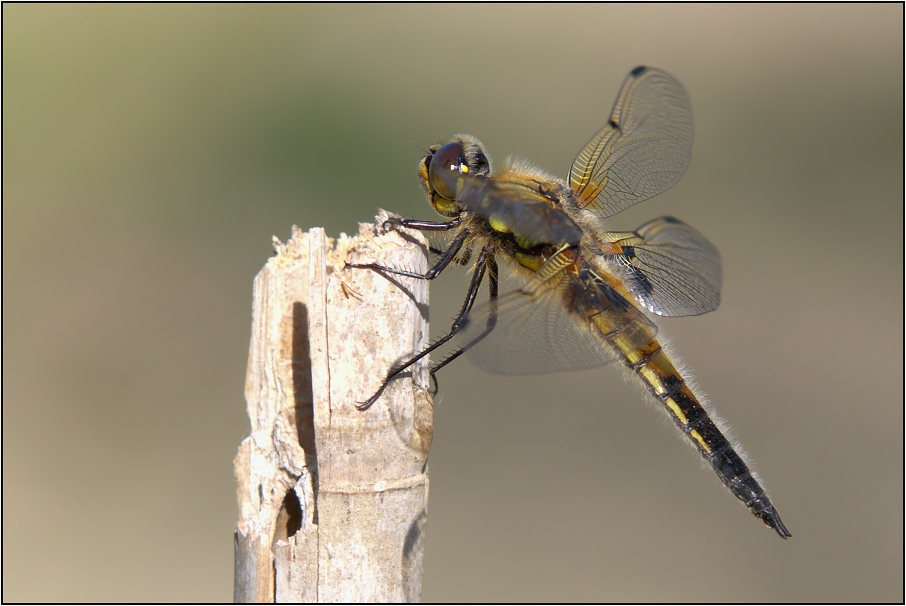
[235,212,433,603]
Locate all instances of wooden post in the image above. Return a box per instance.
[234,212,433,603]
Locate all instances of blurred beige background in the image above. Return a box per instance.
[3,4,902,602]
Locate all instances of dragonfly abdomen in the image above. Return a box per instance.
[619,339,792,538]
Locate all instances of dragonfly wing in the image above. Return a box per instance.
[457,274,657,375]
[606,216,722,317]
[568,66,694,218]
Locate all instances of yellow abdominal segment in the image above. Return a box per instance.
[607,327,716,455]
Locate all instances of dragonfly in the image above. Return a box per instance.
[347,65,790,538]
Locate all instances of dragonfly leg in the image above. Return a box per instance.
[345,228,468,280]
[381,216,463,255]
[427,255,499,395]
[383,215,462,232]
[355,246,494,410]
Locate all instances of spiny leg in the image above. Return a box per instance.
[354,246,494,410]
[383,216,462,232]
[346,227,469,281]
[383,216,462,256]
[428,255,499,395]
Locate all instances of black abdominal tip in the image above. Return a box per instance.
[764,508,792,539]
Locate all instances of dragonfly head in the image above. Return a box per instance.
[418,135,491,216]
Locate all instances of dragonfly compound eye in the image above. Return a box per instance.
[428,142,469,200]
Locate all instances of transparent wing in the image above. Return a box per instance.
[605,216,722,317]
[568,66,694,218]
[457,272,658,375]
